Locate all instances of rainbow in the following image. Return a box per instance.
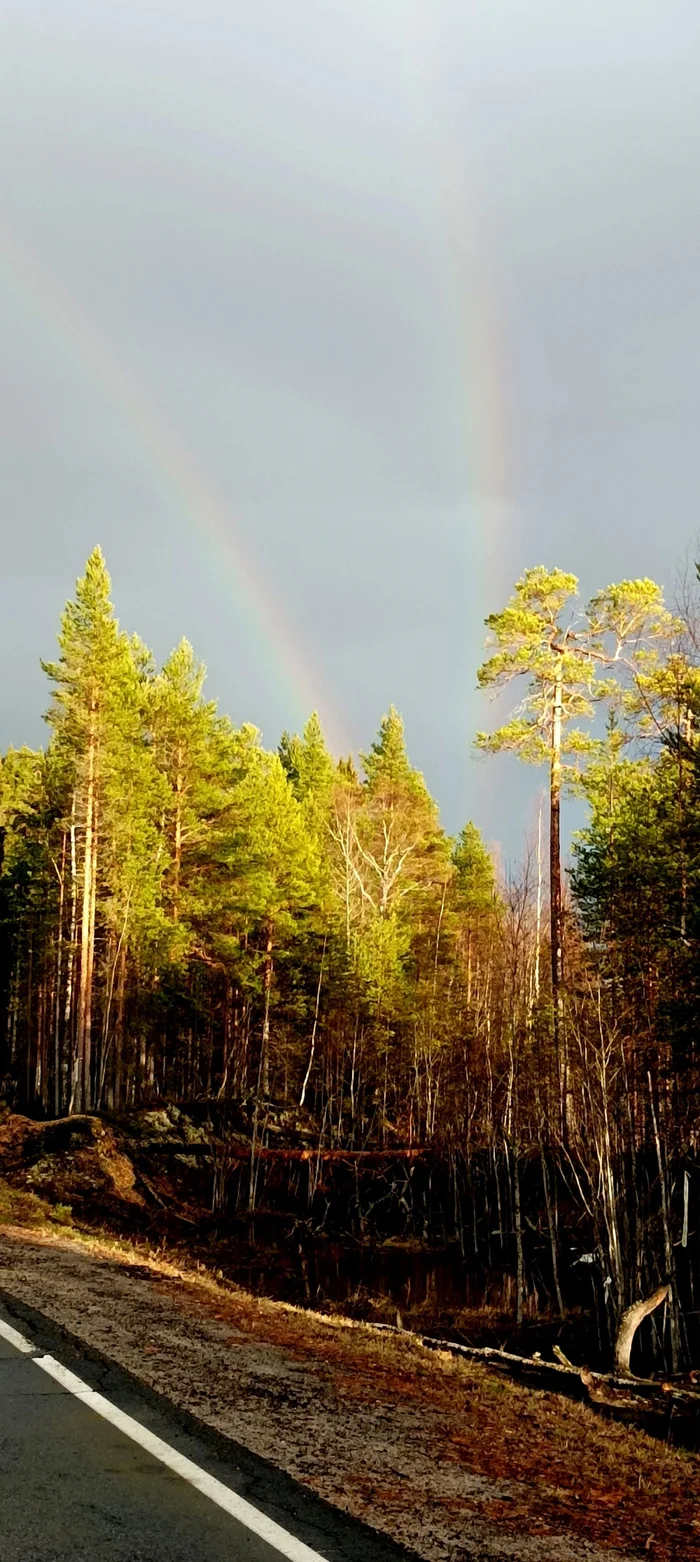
[395,2,514,829]
[401,0,512,609]
[0,31,511,782]
[0,224,348,754]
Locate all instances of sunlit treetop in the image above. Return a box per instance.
[476,566,676,775]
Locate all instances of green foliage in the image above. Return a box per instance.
[586,577,672,642]
[0,558,507,1134]
[453,823,495,913]
[477,566,674,778]
[477,567,599,777]
[149,637,246,950]
[45,549,170,964]
[280,712,334,801]
[231,746,320,934]
[8,546,697,1191]
[325,709,453,1023]
[361,706,415,787]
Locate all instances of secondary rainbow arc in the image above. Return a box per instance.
[0,225,347,754]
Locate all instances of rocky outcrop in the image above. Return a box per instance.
[0,1109,143,1210]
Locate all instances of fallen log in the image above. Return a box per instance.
[132,1141,431,1163]
[372,1320,700,1420]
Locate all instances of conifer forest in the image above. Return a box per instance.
[3,548,700,1371]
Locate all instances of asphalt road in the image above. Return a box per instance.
[0,1294,418,1562]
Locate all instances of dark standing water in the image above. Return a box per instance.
[228,1226,479,1307]
[203,1216,610,1365]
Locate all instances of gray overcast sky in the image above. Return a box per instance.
[1,0,699,857]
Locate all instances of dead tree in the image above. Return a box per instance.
[614,1283,671,1378]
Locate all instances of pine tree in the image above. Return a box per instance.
[329,709,452,1093]
[280,712,336,846]
[477,568,671,1088]
[0,747,61,1110]
[149,639,241,936]
[42,550,164,1110]
[453,823,495,912]
[362,705,417,788]
[231,747,320,1096]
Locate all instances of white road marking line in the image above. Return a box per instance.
[37,1356,331,1562]
[0,1315,35,1355]
[0,1313,328,1562]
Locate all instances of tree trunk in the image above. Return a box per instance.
[113,940,127,1111]
[299,934,327,1108]
[534,795,543,1003]
[65,794,78,1101]
[53,830,67,1116]
[541,1144,565,1319]
[647,1072,680,1371]
[173,747,183,920]
[513,1147,524,1329]
[260,925,273,1098]
[75,703,98,1112]
[85,792,99,1107]
[550,658,564,1111]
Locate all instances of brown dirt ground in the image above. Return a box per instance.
[0,1214,698,1562]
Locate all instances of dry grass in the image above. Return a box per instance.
[0,1177,73,1229]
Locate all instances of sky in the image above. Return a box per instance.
[0,0,699,859]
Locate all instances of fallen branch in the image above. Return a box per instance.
[372,1320,700,1416]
